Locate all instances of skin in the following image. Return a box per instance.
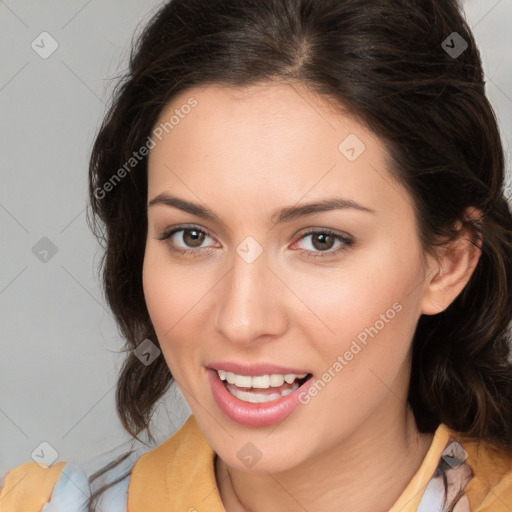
[142,81,481,512]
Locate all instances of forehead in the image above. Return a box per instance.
[146,82,411,224]
[151,81,364,154]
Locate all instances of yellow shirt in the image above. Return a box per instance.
[1,414,512,511]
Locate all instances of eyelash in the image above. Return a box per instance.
[156,224,354,260]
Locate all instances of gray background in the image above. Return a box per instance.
[1,0,511,476]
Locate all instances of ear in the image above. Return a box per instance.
[421,207,483,316]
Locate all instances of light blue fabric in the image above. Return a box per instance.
[416,439,473,512]
[41,463,91,512]
[94,472,130,512]
[38,461,132,512]
[38,449,138,512]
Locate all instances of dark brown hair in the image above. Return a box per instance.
[86,0,512,508]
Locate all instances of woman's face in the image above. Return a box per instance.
[143,81,433,472]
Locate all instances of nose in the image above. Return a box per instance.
[213,249,288,345]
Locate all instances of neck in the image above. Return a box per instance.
[216,401,434,512]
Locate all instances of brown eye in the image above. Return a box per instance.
[310,232,336,251]
[295,229,354,259]
[156,225,215,257]
[182,228,206,248]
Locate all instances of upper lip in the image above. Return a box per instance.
[206,361,312,376]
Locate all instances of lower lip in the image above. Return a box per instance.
[207,368,314,427]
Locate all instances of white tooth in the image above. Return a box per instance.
[225,372,237,384]
[228,387,282,403]
[251,375,270,388]
[233,374,252,388]
[282,382,300,396]
[226,379,301,403]
[269,374,285,387]
[281,388,293,397]
[220,371,308,388]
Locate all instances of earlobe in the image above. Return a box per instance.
[421,211,483,316]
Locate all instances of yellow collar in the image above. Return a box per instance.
[128,415,453,512]
[128,414,225,511]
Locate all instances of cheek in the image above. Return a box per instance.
[142,249,191,365]
[142,246,216,375]
[142,249,173,333]
[292,241,424,377]
[291,251,422,437]
[142,246,204,333]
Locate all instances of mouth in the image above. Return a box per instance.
[206,365,315,427]
[215,369,313,404]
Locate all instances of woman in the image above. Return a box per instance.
[1,0,512,510]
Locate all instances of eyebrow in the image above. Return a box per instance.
[148,192,375,224]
